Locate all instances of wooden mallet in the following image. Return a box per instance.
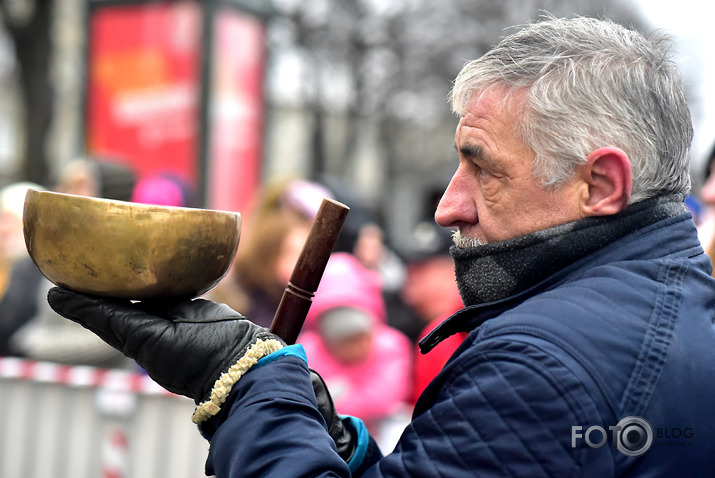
[269,198,350,345]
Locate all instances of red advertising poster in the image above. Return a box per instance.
[206,9,265,214]
[86,1,202,188]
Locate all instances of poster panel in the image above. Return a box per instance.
[86,1,202,188]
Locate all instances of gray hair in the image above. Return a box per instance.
[450,16,693,202]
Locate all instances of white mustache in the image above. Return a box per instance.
[452,230,485,249]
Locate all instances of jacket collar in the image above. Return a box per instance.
[419,195,699,354]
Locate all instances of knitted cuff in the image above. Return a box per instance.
[192,337,284,424]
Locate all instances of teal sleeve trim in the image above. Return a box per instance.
[344,416,369,473]
[254,344,307,369]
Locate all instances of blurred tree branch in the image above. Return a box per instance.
[269,0,645,202]
[0,0,54,185]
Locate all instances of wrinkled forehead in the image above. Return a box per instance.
[455,86,529,144]
[456,83,528,119]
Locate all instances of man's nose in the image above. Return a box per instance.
[435,166,477,228]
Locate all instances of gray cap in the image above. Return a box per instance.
[319,307,373,343]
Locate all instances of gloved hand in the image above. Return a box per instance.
[47,287,285,423]
[311,370,358,463]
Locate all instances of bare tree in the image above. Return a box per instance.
[267,0,648,231]
[0,0,54,185]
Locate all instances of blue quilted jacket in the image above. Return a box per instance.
[203,205,715,477]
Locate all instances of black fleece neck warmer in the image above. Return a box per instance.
[451,195,688,307]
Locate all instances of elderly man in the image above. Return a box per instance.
[49,16,714,476]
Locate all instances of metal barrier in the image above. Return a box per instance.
[0,357,211,478]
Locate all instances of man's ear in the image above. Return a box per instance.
[579,147,632,216]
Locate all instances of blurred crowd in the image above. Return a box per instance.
[0,156,468,450]
[202,174,466,449]
[4,147,715,451]
[693,143,715,269]
[0,157,466,449]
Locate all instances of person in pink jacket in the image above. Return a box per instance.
[298,253,413,449]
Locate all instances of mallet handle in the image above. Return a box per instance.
[269,198,349,344]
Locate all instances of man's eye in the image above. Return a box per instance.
[467,159,494,180]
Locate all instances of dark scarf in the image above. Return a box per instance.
[452,195,688,308]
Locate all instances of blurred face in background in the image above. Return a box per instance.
[319,306,375,365]
[326,331,373,365]
[402,255,459,323]
[55,160,100,197]
[352,223,386,270]
[0,208,22,262]
[275,221,312,285]
[701,165,715,210]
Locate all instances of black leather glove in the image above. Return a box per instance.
[311,369,358,463]
[47,287,285,423]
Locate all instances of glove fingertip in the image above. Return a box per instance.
[47,286,74,310]
[47,286,92,320]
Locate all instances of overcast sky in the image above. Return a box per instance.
[634,0,714,170]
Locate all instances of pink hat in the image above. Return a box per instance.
[280,179,334,219]
[132,175,186,207]
[304,252,386,331]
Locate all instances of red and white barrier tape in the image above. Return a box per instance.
[102,427,129,478]
[0,356,175,396]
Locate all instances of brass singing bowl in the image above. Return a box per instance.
[23,189,241,300]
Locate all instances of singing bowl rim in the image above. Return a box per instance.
[22,189,242,300]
